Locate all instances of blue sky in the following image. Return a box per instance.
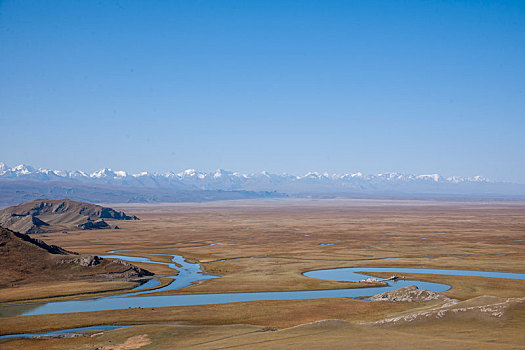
[1,0,524,182]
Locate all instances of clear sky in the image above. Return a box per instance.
[1,1,524,182]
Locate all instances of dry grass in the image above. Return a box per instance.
[0,298,415,335]
[0,280,137,304]
[0,199,524,348]
[2,303,524,349]
[33,199,524,297]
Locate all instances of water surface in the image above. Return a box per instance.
[2,252,525,318]
[304,267,525,281]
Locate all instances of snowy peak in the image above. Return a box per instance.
[416,174,442,182]
[213,169,230,178]
[13,164,35,174]
[0,162,505,195]
[0,162,9,172]
[132,171,150,178]
[90,168,127,178]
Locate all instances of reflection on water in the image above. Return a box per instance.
[0,303,41,318]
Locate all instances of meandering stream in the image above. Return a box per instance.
[2,250,525,321]
[2,249,525,340]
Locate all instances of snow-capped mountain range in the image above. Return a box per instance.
[1,162,524,206]
[0,162,499,193]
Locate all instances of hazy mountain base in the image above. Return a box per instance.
[0,180,286,207]
[1,179,524,208]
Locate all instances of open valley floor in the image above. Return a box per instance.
[1,199,524,349]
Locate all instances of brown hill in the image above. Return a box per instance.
[0,198,139,234]
[0,226,153,289]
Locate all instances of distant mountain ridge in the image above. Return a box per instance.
[0,162,524,205]
[0,162,493,188]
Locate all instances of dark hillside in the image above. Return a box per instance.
[0,226,152,289]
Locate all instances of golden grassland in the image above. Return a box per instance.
[0,280,137,304]
[1,304,524,349]
[0,277,175,306]
[0,298,417,334]
[0,199,524,348]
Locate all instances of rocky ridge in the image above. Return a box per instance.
[0,199,138,234]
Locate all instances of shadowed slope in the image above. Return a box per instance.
[0,226,153,290]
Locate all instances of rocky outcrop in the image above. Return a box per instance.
[370,285,458,305]
[99,259,154,279]
[99,207,139,220]
[68,255,102,267]
[77,219,110,230]
[58,254,154,279]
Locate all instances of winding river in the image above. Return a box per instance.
[1,251,525,321]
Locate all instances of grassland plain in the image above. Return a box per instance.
[0,199,524,349]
